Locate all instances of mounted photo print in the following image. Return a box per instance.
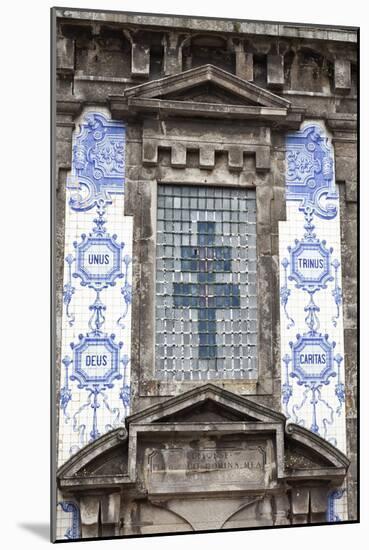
[51,7,358,542]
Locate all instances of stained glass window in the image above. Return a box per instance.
[155,185,257,381]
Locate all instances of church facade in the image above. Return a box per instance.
[52,8,358,541]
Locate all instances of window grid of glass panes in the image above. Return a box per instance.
[155,184,257,381]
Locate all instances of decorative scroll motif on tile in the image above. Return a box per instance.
[57,501,81,540]
[279,123,347,521]
[58,111,133,466]
[285,124,338,219]
[68,113,126,211]
[327,489,346,523]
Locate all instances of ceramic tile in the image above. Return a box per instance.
[58,109,133,467]
[279,122,347,520]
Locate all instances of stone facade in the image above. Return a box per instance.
[52,7,357,541]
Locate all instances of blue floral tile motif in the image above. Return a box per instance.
[280,122,347,519]
[68,113,125,211]
[58,111,133,465]
[286,124,337,219]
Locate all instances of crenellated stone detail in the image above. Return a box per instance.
[141,119,272,173]
[142,138,271,172]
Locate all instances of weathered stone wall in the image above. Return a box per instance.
[54,8,357,536]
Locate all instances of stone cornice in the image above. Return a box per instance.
[113,97,290,122]
[54,8,358,43]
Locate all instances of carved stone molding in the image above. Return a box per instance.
[57,384,349,536]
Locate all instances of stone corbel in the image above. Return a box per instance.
[290,486,333,524]
[85,24,102,69]
[334,59,352,93]
[267,54,284,88]
[56,33,75,76]
[100,493,121,537]
[267,42,288,89]
[80,492,121,539]
[162,32,190,76]
[290,487,309,524]
[80,495,100,538]
[310,487,329,523]
[124,29,151,78]
[230,39,253,81]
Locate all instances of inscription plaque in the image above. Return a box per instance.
[146,446,267,493]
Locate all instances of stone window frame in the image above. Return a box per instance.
[125,173,278,401]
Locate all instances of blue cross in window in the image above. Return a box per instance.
[173,221,240,359]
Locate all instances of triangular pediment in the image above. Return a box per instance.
[124,64,290,110]
[153,398,251,423]
[285,440,333,469]
[159,82,260,107]
[127,383,286,426]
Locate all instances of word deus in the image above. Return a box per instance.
[297,258,324,269]
[84,354,109,366]
[300,353,326,365]
[87,254,111,265]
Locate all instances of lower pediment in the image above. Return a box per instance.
[57,386,349,537]
[58,384,348,490]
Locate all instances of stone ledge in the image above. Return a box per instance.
[54,9,358,43]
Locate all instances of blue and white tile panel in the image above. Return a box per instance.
[58,108,133,469]
[279,121,347,521]
[56,499,81,540]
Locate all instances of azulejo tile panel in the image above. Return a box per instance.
[57,109,132,539]
[56,498,81,540]
[279,122,347,522]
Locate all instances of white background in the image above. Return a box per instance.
[0,0,366,548]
